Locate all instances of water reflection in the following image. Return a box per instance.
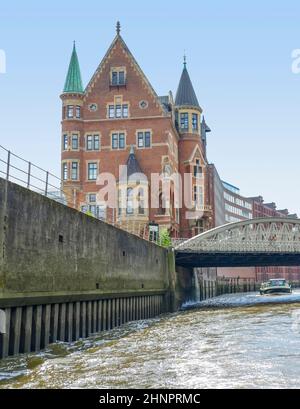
[1,291,300,389]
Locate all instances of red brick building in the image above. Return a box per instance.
[60,23,213,238]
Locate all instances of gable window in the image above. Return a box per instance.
[193,159,202,178]
[86,134,100,151]
[75,106,81,119]
[112,133,125,149]
[63,134,68,150]
[71,162,78,180]
[67,105,74,118]
[137,131,151,148]
[192,113,198,131]
[108,104,129,119]
[180,113,189,130]
[111,70,125,86]
[88,162,98,180]
[71,134,79,150]
[62,163,68,180]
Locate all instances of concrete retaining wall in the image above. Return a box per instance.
[0,178,176,358]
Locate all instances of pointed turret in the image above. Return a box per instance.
[63,42,84,94]
[175,57,200,108]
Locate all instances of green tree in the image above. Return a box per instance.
[159,229,172,247]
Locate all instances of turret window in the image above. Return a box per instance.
[67,105,74,118]
[63,134,68,150]
[194,185,204,208]
[71,162,79,180]
[192,113,198,131]
[62,163,68,180]
[71,134,79,150]
[75,106,81,119]
[180,113,189,130]
[126,188,134,214]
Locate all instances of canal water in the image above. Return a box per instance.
[1,291,300,389]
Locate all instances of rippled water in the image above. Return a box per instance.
[1,291,300,389]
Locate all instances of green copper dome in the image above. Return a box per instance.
[63,43,84,94]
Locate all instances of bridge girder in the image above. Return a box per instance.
[174,218,300,268]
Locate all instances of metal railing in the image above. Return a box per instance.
[0,145,169,246]
[0,144,73,205]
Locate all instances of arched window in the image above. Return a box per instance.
[158,192,166,215]
[126,188,134,214]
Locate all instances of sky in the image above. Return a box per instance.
[0,0,300,213]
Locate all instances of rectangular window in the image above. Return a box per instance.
[89,193,96,203]
[115,105,122,118]
[72,134,79,150]
[109,105,115,118]
[180,113,189,130]
[192,113,198,131]
[119,133,125,149]
[112,133,125,149]
[71,162,78,180]
[112,71,118,85]
[194,185,203,207]
[111,71,126,86]
[67,105,74,118]
[86,134,100,151]
[62,163,68,180]
[122,104,128,118]
[112,133,118,149]
[118,71,125,85]
[75,106,81,119]
[137,131,151,148]
[193,159,202,178]
[88,163,97,180]
[94,135,100,150]
[63,134,68,150]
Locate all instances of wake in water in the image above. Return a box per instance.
[182,289,300,310]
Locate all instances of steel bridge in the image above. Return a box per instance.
[175,218,300,268]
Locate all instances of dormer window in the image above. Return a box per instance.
[194,159,202,178]
[110,67,126,86]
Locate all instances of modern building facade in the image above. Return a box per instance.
[60,23,213,238]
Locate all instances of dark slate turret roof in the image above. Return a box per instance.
[175,65,200,108]
[120,146,147,182]
[63,43,84,94]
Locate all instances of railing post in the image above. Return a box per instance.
[27,162,31,189]
[45,171,49,197]
[6,150,11,180]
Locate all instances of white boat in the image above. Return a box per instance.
[260,278,292,295]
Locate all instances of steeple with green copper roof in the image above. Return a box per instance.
[63,42,84,94]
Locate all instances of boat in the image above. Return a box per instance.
[259,278,292,295]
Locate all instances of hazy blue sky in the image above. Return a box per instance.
[0,1,299,213]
